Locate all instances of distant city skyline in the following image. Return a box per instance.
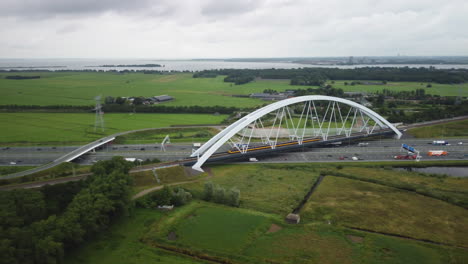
[0,0,467,58]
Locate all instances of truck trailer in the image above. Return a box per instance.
[427,150,448,156]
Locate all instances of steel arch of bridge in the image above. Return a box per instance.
[191,95,401,171]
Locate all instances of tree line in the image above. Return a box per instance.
[5,75,41,80]
[384,103,468,123]
[193,67,468,85]
[0,104,243,115]
[0,157,134,264]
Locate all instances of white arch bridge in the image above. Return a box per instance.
[187,95,401,172]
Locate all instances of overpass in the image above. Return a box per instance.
[1,136,116,179]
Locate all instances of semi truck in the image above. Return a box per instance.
[394,154,417,160]
[427,150,448,156]
[432,140,449,145]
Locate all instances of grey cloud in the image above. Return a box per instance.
[0,0,175,19]
[200,0,264,17]
[56,24,81,34]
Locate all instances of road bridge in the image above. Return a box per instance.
[189,96,402,171]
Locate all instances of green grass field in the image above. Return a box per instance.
[1,72,467,108]
[301,176,468,247]
[114,127,219,144]
[333,166,468,207]
[132,165,201,193]
[0,112,227,145]
[244,223,466,264]
[144,201,468,264]
[169,204,272,254]
[408,119,468,138]
[182,164,320,215]
[65,208,205,264]
[330,80,468,97]
[0,166,35,175]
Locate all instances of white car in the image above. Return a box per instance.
[9,161,16,165]
[458,142,463,145]
[351,156,359,161]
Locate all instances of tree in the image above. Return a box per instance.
[104,96,115,104]
[172,187,192,206]
[203,182,214,201]
[376,94,385,106]
[132,97,145,105]
[227,188,240,207]
[115,97,127,105]
[213,185,226,204]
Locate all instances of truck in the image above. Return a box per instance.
[394,154,417,160]
[432,140,449,145]
[427,150,448,156]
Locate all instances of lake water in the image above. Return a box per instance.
[1,58,468,71]
[395,167,468,177]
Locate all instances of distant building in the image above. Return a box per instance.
[250,93,288,101]
[344,92,367,97]
[153,95,174,102]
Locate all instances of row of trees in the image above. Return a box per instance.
[0,157,134,264]
[376,88,429,100]
[293,86,344,97]
[384,103,468,123]
[203,182,240,207]
[194,67,468,84]
[0,104,242,115]
[5,75,41,80]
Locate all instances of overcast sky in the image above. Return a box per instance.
[0,0,467,58]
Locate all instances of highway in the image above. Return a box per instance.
[2,137,467,167]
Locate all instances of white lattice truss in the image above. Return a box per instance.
[191,95,401,171]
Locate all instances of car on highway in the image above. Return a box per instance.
[9,161,16,165]
[339,156,345,160]
[458,142,463,145]
[351,156,359,161]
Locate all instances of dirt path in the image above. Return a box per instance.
[132,167,214,200]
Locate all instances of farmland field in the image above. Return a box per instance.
[1,72,467,108]
[408,119,468,138]
[0,112,227,145]
[114,127,219,144]
[182,164,320,215]
[301,176,468,247]
[65,208,205,264]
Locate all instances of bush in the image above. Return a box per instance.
[136,186,193,208]
[203,182,214,201]
[203,181,240,207]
